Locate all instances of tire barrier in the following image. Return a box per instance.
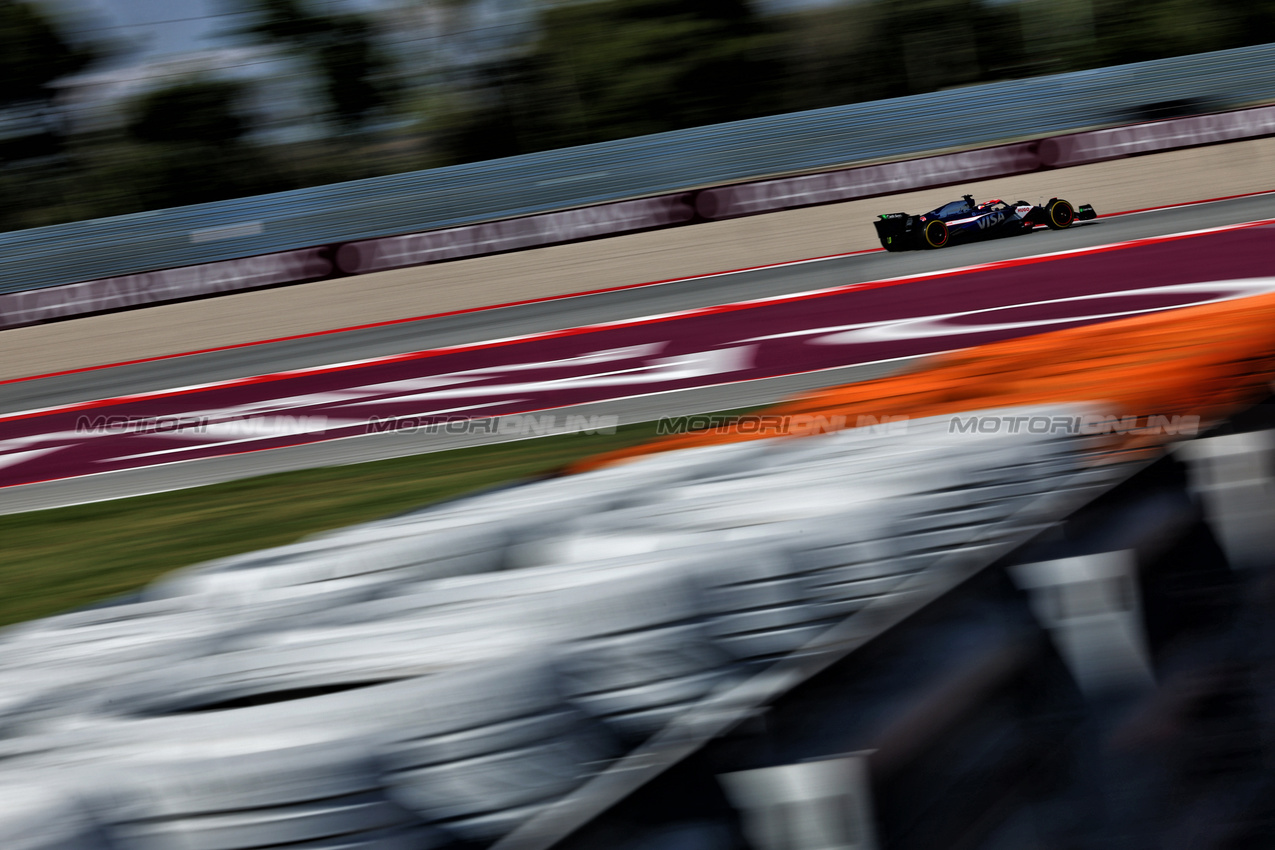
[5,290,1275,847]
[0,781,111,850]
[0,396,1147,847]
[13,284,1275,843]
[0,600,228,737]
[145,524,510,601]
[90,731,446,850]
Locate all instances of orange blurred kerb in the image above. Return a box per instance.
[569,290,1275,473]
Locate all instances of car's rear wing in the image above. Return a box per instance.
[873,213,916,251]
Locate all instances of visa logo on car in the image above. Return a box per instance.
[977,212,1005,230]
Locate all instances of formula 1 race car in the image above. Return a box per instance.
[874,194,1097,251]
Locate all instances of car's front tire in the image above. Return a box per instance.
[1044,199,1075,230]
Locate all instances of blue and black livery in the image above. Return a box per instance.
[874,194,1097,251]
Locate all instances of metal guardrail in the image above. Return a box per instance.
[3,43,1275,295]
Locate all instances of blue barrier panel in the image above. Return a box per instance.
[2,43,1275,295]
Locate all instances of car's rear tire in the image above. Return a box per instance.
[1044,199,1075,230]
[920,219,948,248]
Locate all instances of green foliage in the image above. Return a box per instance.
[240,0,329,42]
[1090,0,1275,66]
[0,0,101,162]
[442,0,784,161]
[236,0,398,128]
[114,77,295,210]
[315,16,390,128]
[777,0,1030,109]
[1221,0,1275,46]
[0,0,95,107]
[129,78,248,146]
[1093,0,1229,65]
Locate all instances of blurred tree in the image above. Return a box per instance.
[129,78,248,145]
[775,4,874,113]
[240,0,328,42]
[0,0,100,162]
[237,0,398,129]
[1091,0,1242,66]
[1218,0,1275,46]
[120,77,290,209]
[443,0,783,161]
[1012,0,1100,76]
[0,0,96,108]
[125,143,287,207]
[853,0,1026,98]
[315,16,388,128]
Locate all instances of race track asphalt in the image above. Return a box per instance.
[5,192,1273,415]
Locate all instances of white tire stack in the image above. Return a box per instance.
[0,781,111,850]
[92,732,441,850]
[371,661,618,845]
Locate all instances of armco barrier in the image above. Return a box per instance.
[1039,102,1275,167]
[694,143,1041,220]
[335,194,695,275]
[2,104,1275,331]
[697,102,1275,219]
[0,195,692,329]
[0,248,332,328]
